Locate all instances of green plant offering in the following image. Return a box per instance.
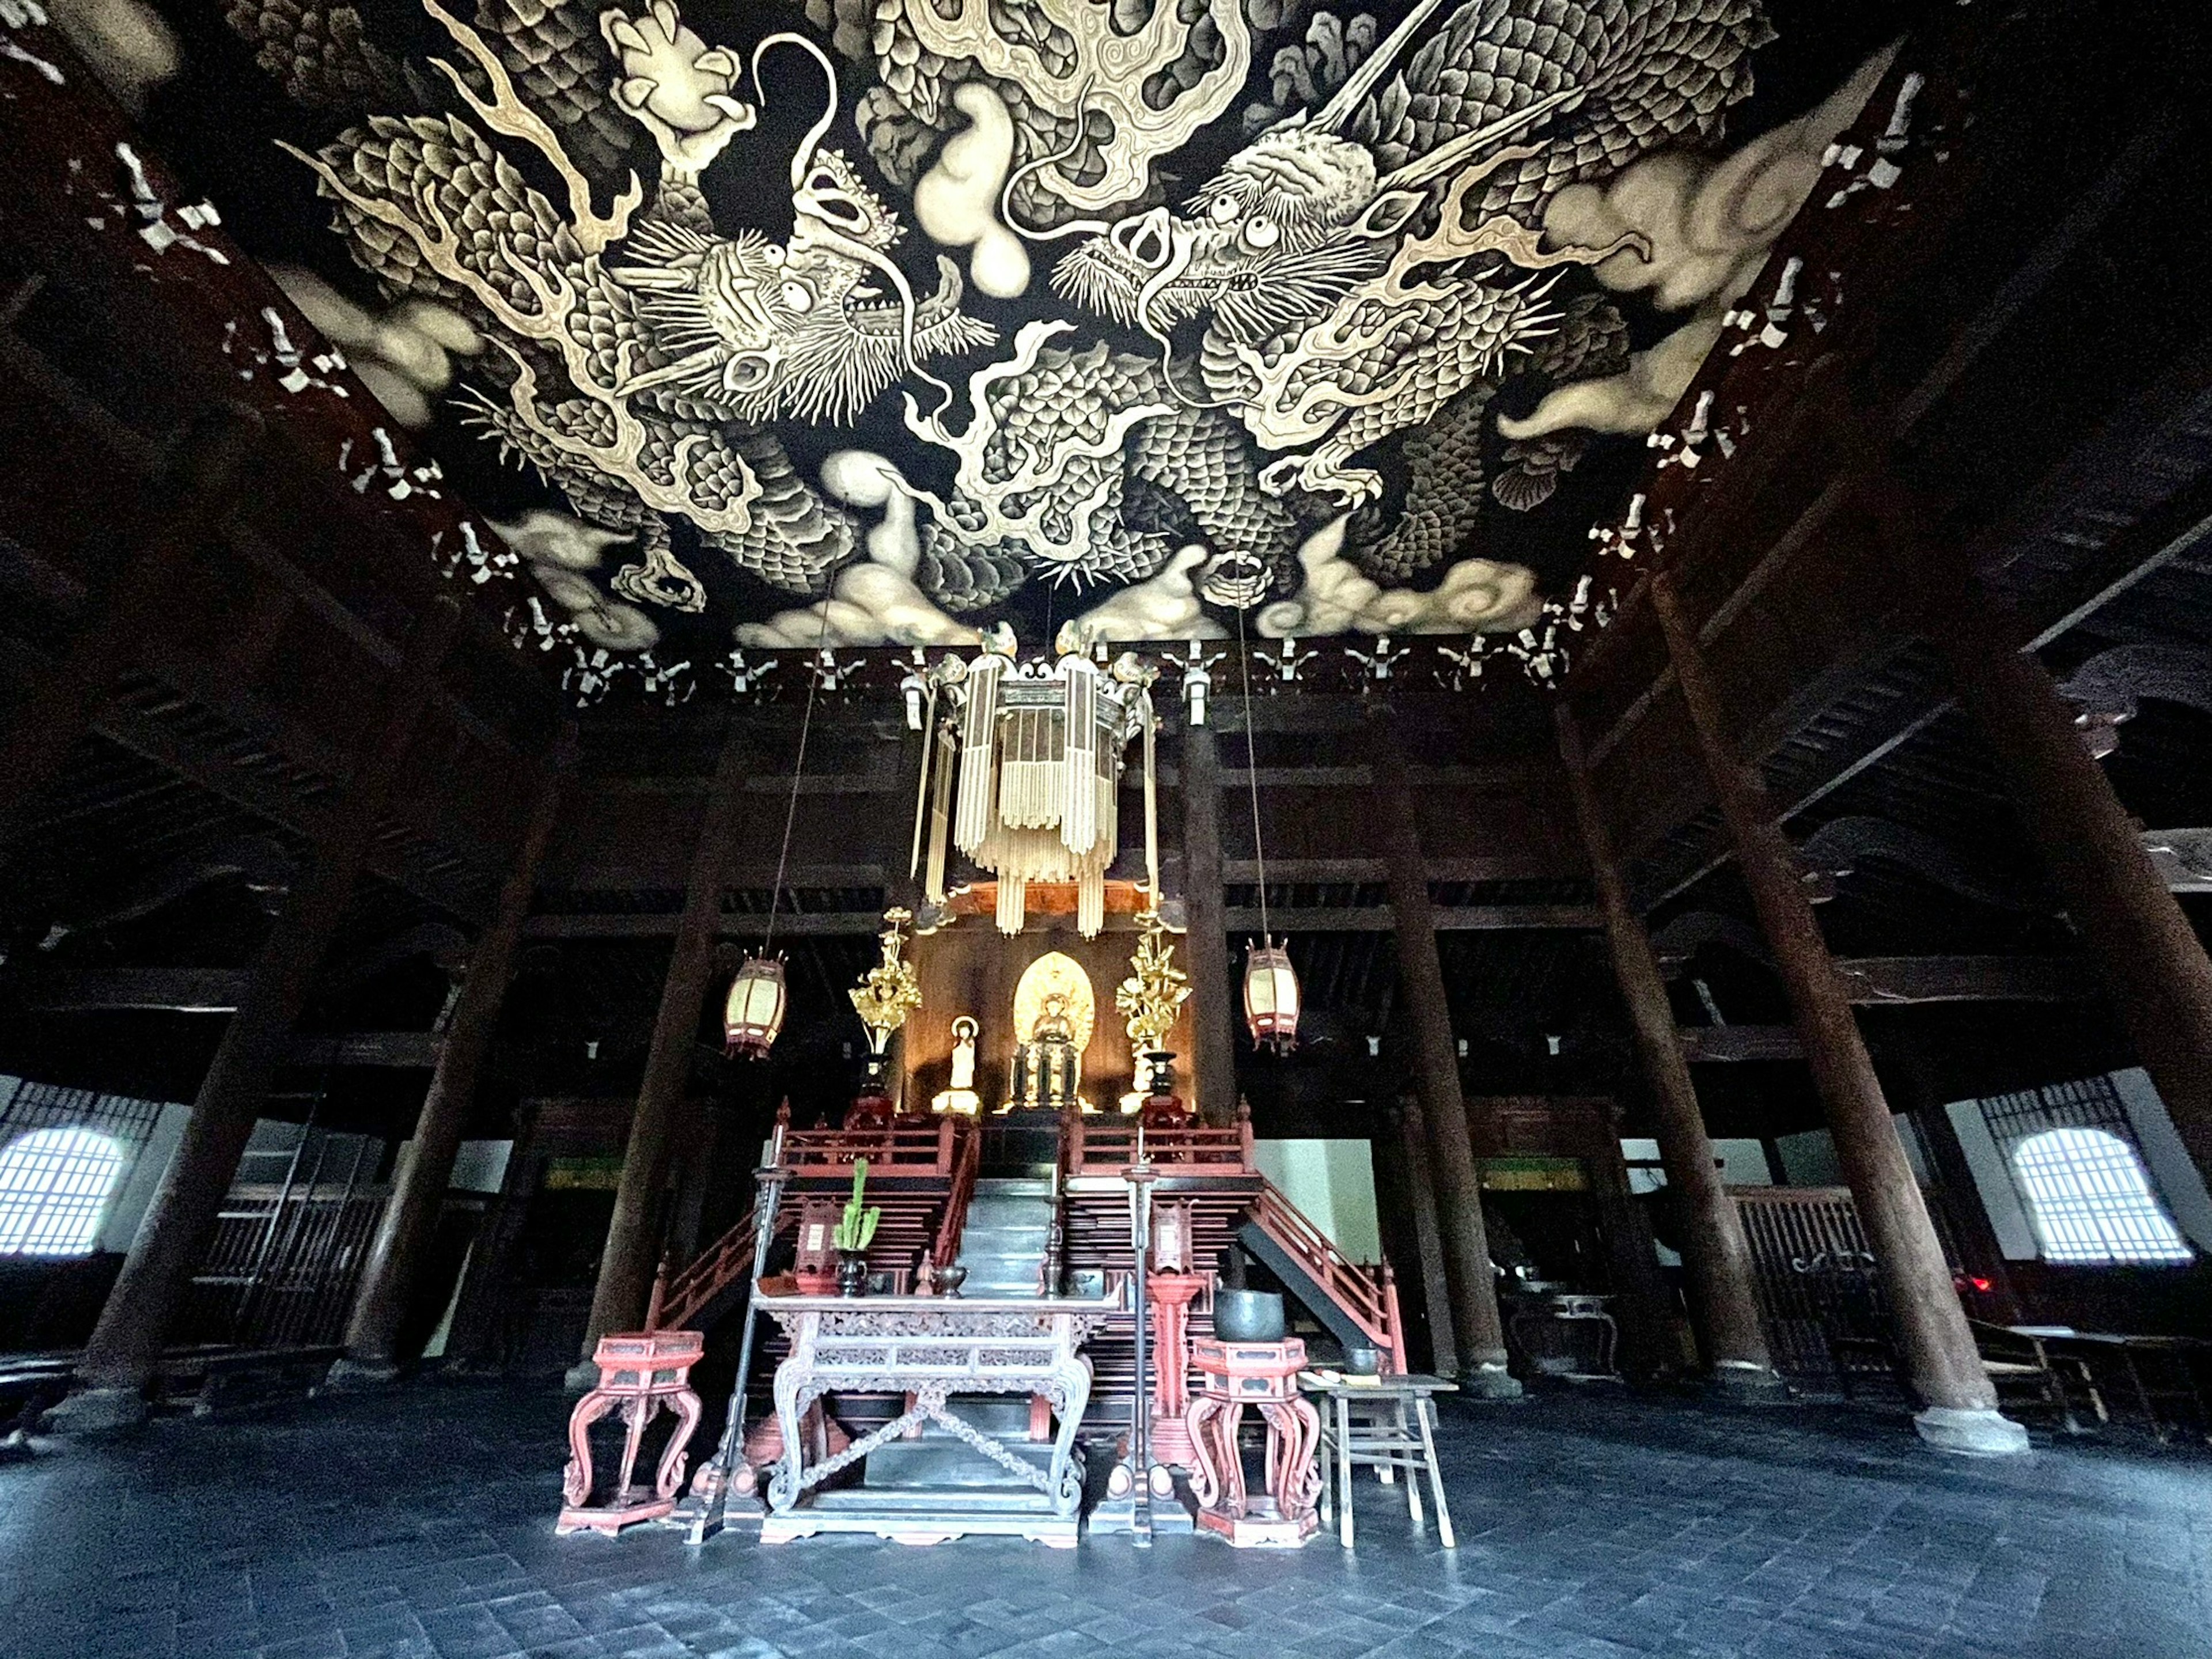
[833,1155,881,1252]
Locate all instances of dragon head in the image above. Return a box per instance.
[1051,122,1424,350]
[611,148,989,424]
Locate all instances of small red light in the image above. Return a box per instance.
[1969,1277,1991,1293]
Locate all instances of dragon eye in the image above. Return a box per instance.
[1209,196,1239,225]
[1242,215,1279,249]
[781,281,815,313]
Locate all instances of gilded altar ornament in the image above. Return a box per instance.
[1116,909,1190,1105]
[849,908,924,1059]
[910,623,1161,938]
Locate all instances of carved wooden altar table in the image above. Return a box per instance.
[1186,1336,1321,1547]
[758,1291,1113,1547]
[555,1330,704,1536]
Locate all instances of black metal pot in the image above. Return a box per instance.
[1342,1344,1382,1376]
[836,1251,869,1297]
[1213,1289,1286,1342]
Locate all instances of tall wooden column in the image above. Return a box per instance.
[1392,1096,1459,1378]
[1931,572,2212,1188]
[1650,572,2022,1453]
[572,719,753,1381]
[331,725,576,1384]
[0,405,261,859]
[1556,703,1782,1396]
[1372,712,1519,1397]
[53,599,462,1431]
[438,1104,546,1376]
[1180,719,1238,1124]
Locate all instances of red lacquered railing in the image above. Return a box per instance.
[1247,1182,1408,1374]
[652,1206,756,1332]
[1062,1100,1256,1176]
[783,1113,965,1176]
[930,1120,983,1270]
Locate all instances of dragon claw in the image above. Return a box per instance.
[598,2,757,175]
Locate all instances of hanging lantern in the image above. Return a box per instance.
[724,954,788,1059]
[1242,937,1301,1054]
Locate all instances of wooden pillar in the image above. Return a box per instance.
[1371,711,1519,1397]
[52,598,462,1431]
[1930,571,2212,1189]
[1555,704,1782,1396]
[572,718,752,1381]
[1180,720,1238,1124]
[1392,1096,1459,1378]
[0,404,261,859]
[330,725,576,1384]
[438,1105,545,1376]
[1650,571,2022,1454]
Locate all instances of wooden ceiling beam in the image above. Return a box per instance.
[1580,104,2197,878]
[90,698,490,922]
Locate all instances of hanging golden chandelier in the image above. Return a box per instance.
[910,622,1160,938]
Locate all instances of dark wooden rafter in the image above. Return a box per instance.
[0,31,562,934]
[1564,28,2212,913]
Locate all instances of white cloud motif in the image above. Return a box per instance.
[736,453,982,649]
[1073,547,1226,642]
[1256,517,1541,638]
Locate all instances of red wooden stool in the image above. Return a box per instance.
[1185,1336,1321,1547]
[556,1330,705,1535]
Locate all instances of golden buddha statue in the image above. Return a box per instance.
[1010,991,1083,1112]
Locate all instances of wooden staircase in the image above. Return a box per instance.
[650,1110,981,1333]
[657,1103,1404,1452]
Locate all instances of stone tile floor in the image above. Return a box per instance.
[0,1384,2206,1659]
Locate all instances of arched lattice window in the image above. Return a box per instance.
[2010,1127,2191,1266]
[0,1127,127,1256]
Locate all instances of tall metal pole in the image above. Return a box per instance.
[1124,1154,1157,1545]
[685,1109,789,1545]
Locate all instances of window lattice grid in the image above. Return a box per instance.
[0,1127,129,1256]
[1978,1074,2134,1153]
[2009,1127,2192,1266]
[0,1076,162,1147]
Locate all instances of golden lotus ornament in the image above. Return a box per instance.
[1115,909,1190,1056]
[849,907,924,1059]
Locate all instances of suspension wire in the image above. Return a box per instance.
[1234,604,1270,942]
[763,599,835,952]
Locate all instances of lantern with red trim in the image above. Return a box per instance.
[724,953,788,1059]
[1241,937,1301,1054]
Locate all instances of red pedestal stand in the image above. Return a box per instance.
[556,1330,705,1535]
[1146,1274,1205,1476]
[1186,1336,1321,1547]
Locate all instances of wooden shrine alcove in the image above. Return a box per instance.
[1467,1096,1680,1380]
[900,881,1199,1118]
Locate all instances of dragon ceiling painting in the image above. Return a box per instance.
[111,0,1912,664]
